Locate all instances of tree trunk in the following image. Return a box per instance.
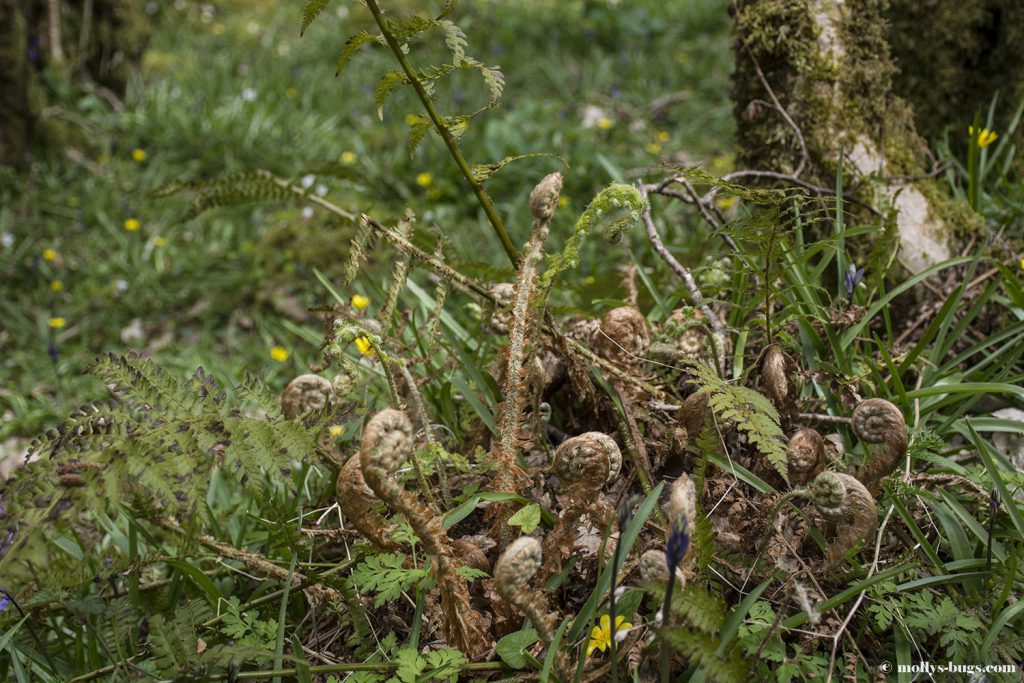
[886,0,1024,142]
[0,0,37,167]
[730,0,980,273]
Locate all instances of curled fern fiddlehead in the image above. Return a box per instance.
[786,428,826,487]
[808,471,878,569]
[851,398,908,496]
[358,409,490,658]
[280,374,335,420]
[540,432,621,581]
[595,306,651,365]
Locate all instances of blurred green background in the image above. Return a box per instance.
[0,0,735,448]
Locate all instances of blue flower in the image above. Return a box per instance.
[665,515,690,575]
[844,264,865,299]
[0,596,10,612]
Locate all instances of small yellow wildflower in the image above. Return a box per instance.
[354,336,374,355]
[405,113,421,126]
[328,425,343,438]
[645,142,662,154]
[715,195,737,210]
[285,87,299,99]
[50,280,64,292]
[48,317,66,329]
[586,615,632,657]
[596,117,614,130]
[270,346,289,362]
[351,294,369,310]
[340,151,357,165]
[42,248,58,261]
[1019,257,1024,270]
[416,172,433,188]
[558,195,570,208]
[968,126,998,148]
[131,148,147,162]
[655,130,670,143]
[124,218,141,232]
[154,236,167,247]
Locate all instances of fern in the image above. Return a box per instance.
[24,353,320,522]
[348,553,430,608]
[687,361,789,480]
[540,182,647,289]
[300,0,331,36]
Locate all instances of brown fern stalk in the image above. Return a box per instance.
[358,409,490,658]
[489,174,560,545]
[851,398,908,496]
[335,455,400,551]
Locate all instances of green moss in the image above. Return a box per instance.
[887,0,1024,141]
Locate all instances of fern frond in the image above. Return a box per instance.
[438,19,467,64]
[687,362,789,481]
[661,626,747,683]
[375,69,406,120]
[336,30,385,76]
[540,183,647,289]
[469,153,568,185]
[300,0,331,36]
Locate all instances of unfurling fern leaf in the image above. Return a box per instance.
[686,362,789,480]
[540,183,647,289]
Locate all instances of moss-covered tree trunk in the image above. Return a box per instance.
[887,0,1024,142]
[731,0,978,273]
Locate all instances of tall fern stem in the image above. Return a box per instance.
[364,0,519,267]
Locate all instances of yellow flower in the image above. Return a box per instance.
[596,117,614,130]
[968,126,998,148]
[354,336,374,355]
[328,425,343,437]
[270,346,289,362]
[416,172,433,188]
[645,142,662,154]
[351,294,369,310]
[131,148,147,162]
[340,151,357,165]
[50,280,64,292]
[285,87,299,99]
[586,615,632,657]
[42,248,58,261]
[1019,257,1024,270]
[655,130,670,143]
[715,195,737,210]
[154,236,167,247]
[405,113,421,126]
[124,218,141,232]
[558,195,570,208]
[48,317,66,329]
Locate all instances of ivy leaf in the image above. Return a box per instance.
[508,503,541,534]
[495,628,539,669]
